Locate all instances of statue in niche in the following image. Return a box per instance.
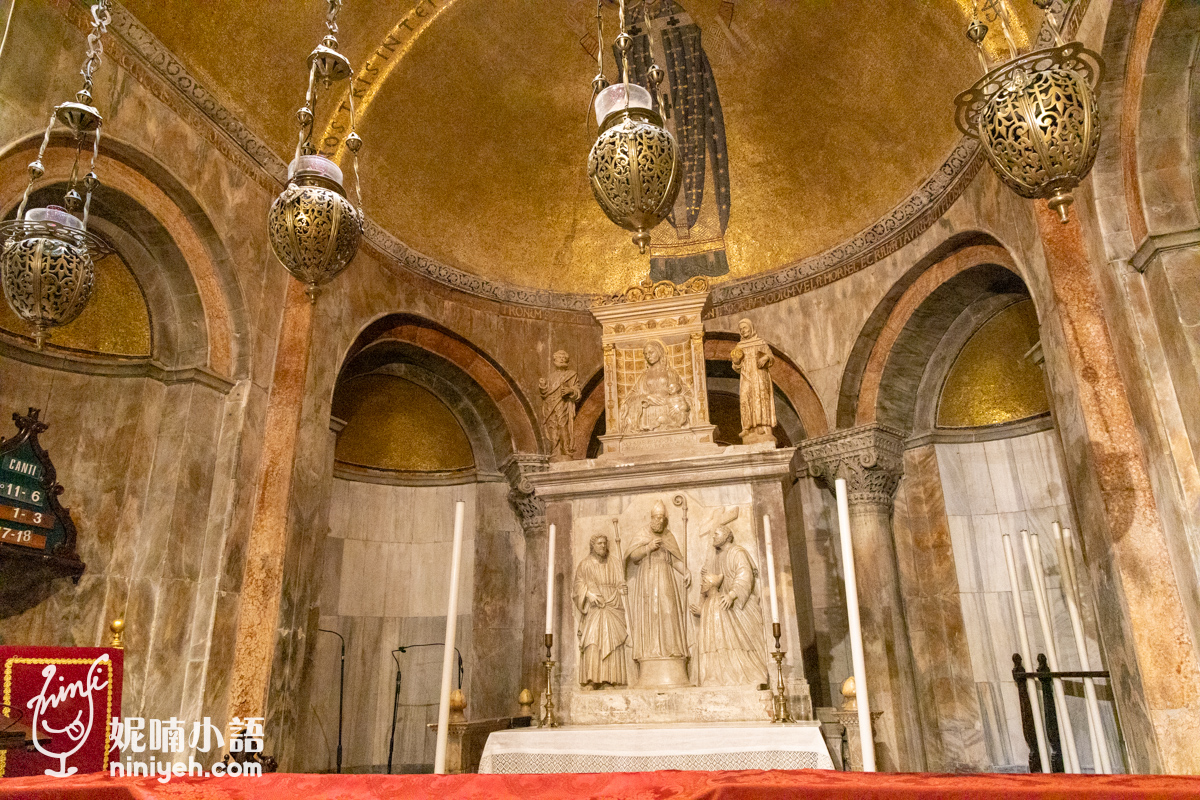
[730,319,777,445]
[626,499,691,684]
[620,340,693,433]
[539,350,581,462]
[573,533,629,688]
[690,507,768,686]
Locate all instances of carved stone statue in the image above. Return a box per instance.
[625,499,692,687]
[620,340,693,433]
[730,319,776,445]
[573,533,629,688]
[691,508,768,686]
[539,350,581,462]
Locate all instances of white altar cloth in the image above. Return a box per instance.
[478,722,834,774]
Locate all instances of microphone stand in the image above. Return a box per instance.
[317,629,345,774]
[387,643,463,775]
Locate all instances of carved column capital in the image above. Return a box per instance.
[503,453,550,534]
[800,424,905,509]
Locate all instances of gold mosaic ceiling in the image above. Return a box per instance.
[120,1,1039,294]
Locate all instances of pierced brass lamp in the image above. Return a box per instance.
[0,0,113,347]
[587,0,680,253]
[954,0,1103,223]
[267,0,364,302]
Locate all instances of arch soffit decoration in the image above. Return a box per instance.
[0,134,249,381]
[339,314,541,458]
[847,241,1024,428]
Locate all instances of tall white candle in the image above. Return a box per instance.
[1002,532,1051,773]
[1053,525,1110,774]
[434,500,466,775]
[545,523,556,636]
[1062,527,1112,774]
[762,514,780,625]
[835,478,875,772]
[1023,530,1080,774]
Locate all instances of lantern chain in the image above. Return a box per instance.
[78,0,112,105]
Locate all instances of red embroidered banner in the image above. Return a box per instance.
[0,646,123,779]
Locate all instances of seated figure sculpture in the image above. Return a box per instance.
[621,340,693,433]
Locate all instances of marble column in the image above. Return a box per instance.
[227,280,314,721]
[802,424,926,772]
[504,454,551,703]
[1036,202,1200,773]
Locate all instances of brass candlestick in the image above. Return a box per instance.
[770,622,791,723]
[541,633,559,728]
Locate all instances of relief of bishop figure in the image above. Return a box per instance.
[625,500,691,672]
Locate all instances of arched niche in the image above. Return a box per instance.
[0,133,250,380]
[299,317,530,773]
[832,240,1119,773]
[0,138,259,743]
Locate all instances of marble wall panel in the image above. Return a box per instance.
[936,430,1122,772]
[294,478,496,773]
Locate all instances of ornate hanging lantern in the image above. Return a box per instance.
[267,0,364,302]
[587,0,680,254]
[954,0,1103,223]
[0,1,112,348]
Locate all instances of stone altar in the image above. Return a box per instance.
[525,280,812,726]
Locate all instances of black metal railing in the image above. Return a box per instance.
[1012,652,1108,773]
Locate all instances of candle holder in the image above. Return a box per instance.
[541,633,559,729]
[770,622,791,723]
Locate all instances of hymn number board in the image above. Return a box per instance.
[0,409,85,613]
[0,409,79,558]
[0,441,55,552]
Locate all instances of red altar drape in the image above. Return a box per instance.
[1,769,1198,800]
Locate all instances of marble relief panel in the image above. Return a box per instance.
[567,486,769,689]
[936,430,1122,773]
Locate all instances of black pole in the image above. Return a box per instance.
[1036,654,1065,773]
[387,650,402,775]
[317,629,345,775]
[387,643,464,774]
[1012,653,1042,774]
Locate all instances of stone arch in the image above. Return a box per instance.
[838,237,1023,429]
[1092,0,1200,253]
[571,367,605,460]
[1133,0,1200,236]
[339,313,541,461]
[0,132,250,379]
[336,340,509,475]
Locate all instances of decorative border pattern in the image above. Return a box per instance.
[83,0,1081,315]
